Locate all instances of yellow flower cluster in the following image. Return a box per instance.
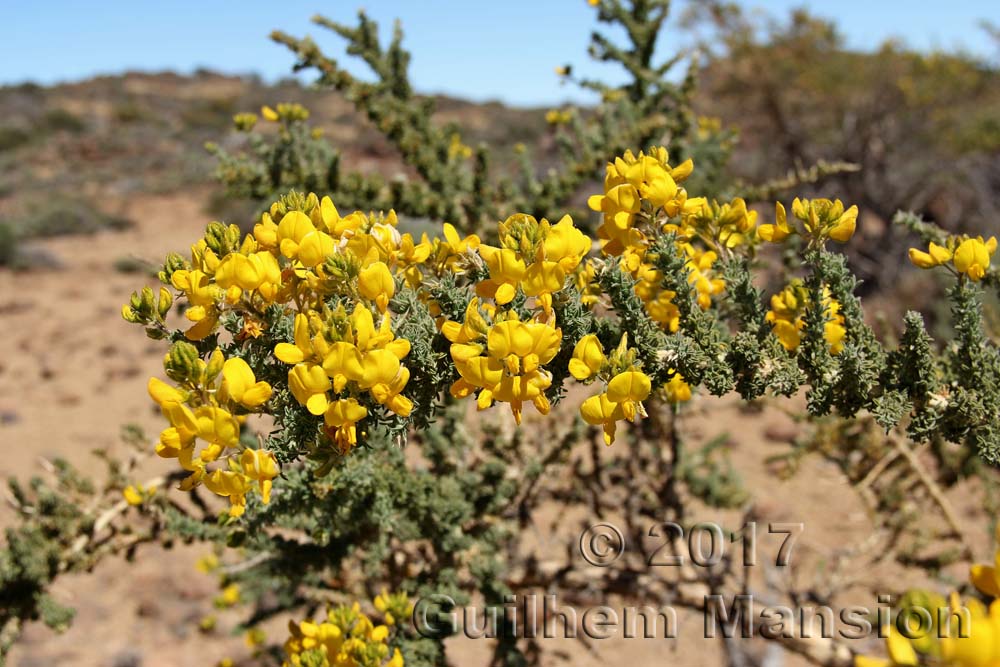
[571,334,652,444]
[440,212,591,425]
[760,198,858,245]
[765,280,846,354]
[149,344,277,516]
[373,589,415,626]
[129,147,873,509]
[283,600,404,667]
[909,235,998,281]
[586,148,747,332]
[444,298,561,425]
[545,108,574,125]
[475,213,590,313]
[262,103,310,123]
[275,304,414,453]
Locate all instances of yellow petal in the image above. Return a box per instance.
[580,393,616,425]
[885,627,918,666]
[298,231,335,268]
[908,248,937,269]
[970,564,1000,598]
[148,377,184,405]
[275,343,306,364]
[607,371,652,403]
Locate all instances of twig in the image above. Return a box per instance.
[890,435,973,558]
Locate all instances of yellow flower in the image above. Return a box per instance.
[908,234,996,282]
[580,392,628,445]
[203,467,252,516]
[854,624,919,667]
[245,627,267,649]
[277,211,335,267]
[758,201,794,242]
[587,149,693,278]
[373,589,414,626]
[275,304,412,438]
[575,335,652,445]
[261,105,279,121]
[358,261,396,312]
[954,236,997,281]
[448,133,473,159]
[940,595,1000,667]
[220,357,273,408]
[253,212,279,249]
[908,241,952,269]
[444,301,561,424]
[358,349,413,417]
[288,362,332,416]
[122,484,153,506]
[606,370,652,418]
[766,281,845,354]
[215,583,241,607]
[477,246,527,304]
[241,448,279,504]
[683,244,726,310]
[429,222,480,274]
[214,250,282,303]
[282,602,399,667]
[170,269,222,340]
[663,372,692,403]
[569,335,606,380]
[683,197,757,248]
[969,533,1000,598]
[787,197,858,243]
[545,109,573,125]
[324,398,368,453]
[476,214,590,311]
[195,553,219,573]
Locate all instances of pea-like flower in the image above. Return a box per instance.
[476,213,590,312]
[772,197,858,243]
[358,261,396,312]
[953,236,997,281]
[908,241,953,269]
[765,281,845,354]
[757,202,794,243]
[444,300,561,424]
[571,334,655,445]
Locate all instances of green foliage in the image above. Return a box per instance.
[0,467,93,659]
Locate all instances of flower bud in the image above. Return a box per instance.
[157,287,173,320]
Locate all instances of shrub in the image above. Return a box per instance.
[3,3,999,667]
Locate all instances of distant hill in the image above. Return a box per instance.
[0,70,549,246]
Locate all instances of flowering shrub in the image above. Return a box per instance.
[5,3,1000,667]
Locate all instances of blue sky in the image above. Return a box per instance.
[4,1,998,106]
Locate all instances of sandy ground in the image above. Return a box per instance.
[0,194,993,666]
